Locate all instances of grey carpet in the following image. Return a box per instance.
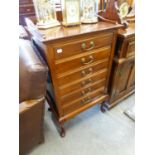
[28,94,135,155]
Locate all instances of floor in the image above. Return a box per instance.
[29,94,135,155]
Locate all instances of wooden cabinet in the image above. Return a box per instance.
[26,17,122,136]
[111,58,135,99]
[19,0,35,25]
[104,23,135,109]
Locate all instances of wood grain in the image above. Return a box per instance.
[27,17,122,136]
[106,23,135,109]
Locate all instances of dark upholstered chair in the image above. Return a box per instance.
[19,38,48,155]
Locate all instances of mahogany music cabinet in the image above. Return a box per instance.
[26,17,122,137]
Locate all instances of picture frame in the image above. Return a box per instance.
[81,0,99,24]
[61,0,81,26]
[33,0,60,29]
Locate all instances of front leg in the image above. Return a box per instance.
[60,126,65,137]
[100,95,109,113]
[51,114,66,137]
[46,91,66,137]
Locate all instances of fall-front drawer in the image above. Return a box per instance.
[60,79,106,104]
[58,69,108,96]
[57,59,109,86]
[53,32,113,60]
[55,46,111,74]
[62,87,105,115]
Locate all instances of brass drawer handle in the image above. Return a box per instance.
[81,55,94,65]
[81,41,95,51]
[81,97,92,104]
[81,68,93,76]
[81,78,92,86]
[81,87,92,95]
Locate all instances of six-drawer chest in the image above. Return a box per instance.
[26,17,122,136]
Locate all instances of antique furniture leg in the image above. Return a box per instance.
[51,114,65,137]
[27,17,122,137]
[101,102,107,112]
[46,90,66,137]
[100,95,109,113]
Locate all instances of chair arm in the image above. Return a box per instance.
[19,97,45,114]
[19,39,48,102]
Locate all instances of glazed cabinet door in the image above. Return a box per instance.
[111,59,135,99]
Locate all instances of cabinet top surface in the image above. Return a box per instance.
[27,17,122,43]
[118,23,135,38]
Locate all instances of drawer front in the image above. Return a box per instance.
[19,5,35,14]
[57,59,109,86]
[126,37,135,58]
[55,46,111,74]
[58,69,108,96]
[53,33,113,60]
[62,87,104,115]
[61,79,106,104]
